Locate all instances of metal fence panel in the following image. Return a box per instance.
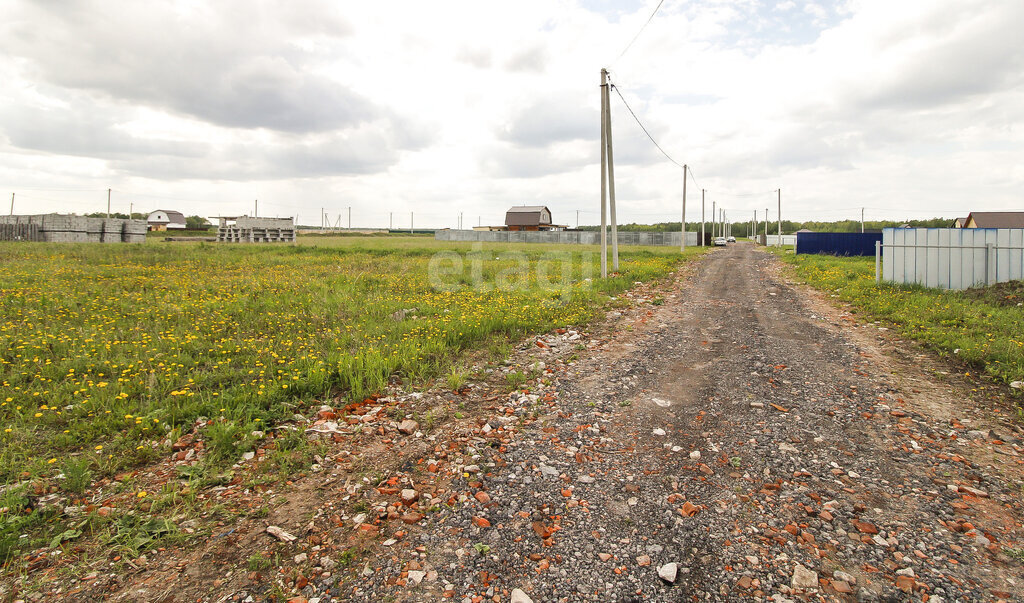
[881,227,1024,290]
[795,232,881,256]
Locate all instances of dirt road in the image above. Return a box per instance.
[362,243,1024,601]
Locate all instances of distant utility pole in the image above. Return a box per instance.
[390,212,393,230]
[776,188,781,247]
[765,207,769,240]
[711,200,716,238]
[576,210,580,229]
[861,207,865,233]
[255,199,258,217]
[752,210,756,239]
[410,212,414,234]
[107,188,111,219]
[129,202,133,219]
[10,193,15,216]
[700,190,705,246]
[680,164,687,251]
[321,207,325,230]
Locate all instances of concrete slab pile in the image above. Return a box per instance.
[0,214,148,243]
[217,216,296,243]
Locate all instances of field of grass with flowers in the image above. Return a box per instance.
[0,237,700,563]
[774,250,1024,398]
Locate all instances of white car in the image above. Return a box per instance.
[727,236,736,243]
[713,237,727,246]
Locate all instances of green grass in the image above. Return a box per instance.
[774,251,1024,393]
[0,237,703,564]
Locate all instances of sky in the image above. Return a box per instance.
[1,0,1022,228]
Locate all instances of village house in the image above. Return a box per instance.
[147,209,187,231]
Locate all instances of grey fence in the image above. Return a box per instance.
[435,229,698,247]
[880,227,1024,290]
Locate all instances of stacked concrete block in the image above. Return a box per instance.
[0,214,148,243]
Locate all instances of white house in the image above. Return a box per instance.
[147,210,187,231]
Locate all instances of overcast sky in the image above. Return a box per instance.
[1,0,1021,227]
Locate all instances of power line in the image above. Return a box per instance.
[611,0,667,65]
[609,81,684,169]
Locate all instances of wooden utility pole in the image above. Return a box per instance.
[777,188,781,247]
[603,69,619,272]
[106,188,111,219]
[599,69,608,279]
[680,165,687,251]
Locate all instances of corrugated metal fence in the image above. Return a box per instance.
[436,229,698,247]
[881,227,1024,289]
[796,232,882,256]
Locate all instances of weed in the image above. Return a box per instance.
[248,553,272,571]
[505,371,528,390]
[446,368,469,391]
[473,542,491,555]
[61,457,93,495]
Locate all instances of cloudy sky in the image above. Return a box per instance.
[1,0,1021,228]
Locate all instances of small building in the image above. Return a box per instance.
[964,211,1024,229]
[147,210,187,231]
[952,217,968,228]
[504,205,563,231]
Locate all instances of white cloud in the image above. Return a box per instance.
[0,0,1021,226]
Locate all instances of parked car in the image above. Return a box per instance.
[727,236,736,243]
[714,237,727,246]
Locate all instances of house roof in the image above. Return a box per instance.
[966,211,1024,228]
[505,205,552,226]
[148,210,187,224]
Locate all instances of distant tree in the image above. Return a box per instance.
[186,215,211,230]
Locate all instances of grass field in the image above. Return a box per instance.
[775,250,1024,400]
[0,236,699,562]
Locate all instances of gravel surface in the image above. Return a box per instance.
[344,243,1024,602]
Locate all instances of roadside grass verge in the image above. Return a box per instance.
[0,238,703,564]
[772,250,1024,396]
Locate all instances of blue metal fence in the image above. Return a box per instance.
[796,232,882,256]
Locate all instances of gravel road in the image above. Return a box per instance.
[353,242,1024,602]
